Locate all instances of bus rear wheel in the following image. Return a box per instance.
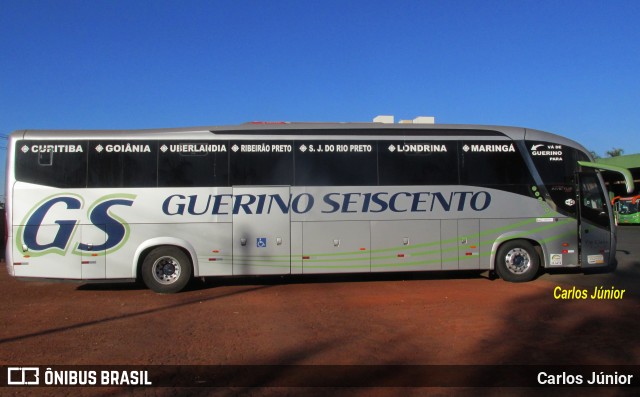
[141,247,192,293]
[495,240,539,282]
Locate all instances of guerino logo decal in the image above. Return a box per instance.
[17,194,136,256]
[530,143,563,162]
[162,191,493,216]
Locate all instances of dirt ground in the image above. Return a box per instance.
[1,229,639,396]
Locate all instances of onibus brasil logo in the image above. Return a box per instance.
[17,194,136,256]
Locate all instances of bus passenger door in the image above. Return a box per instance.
[79,224,106,279]
[577,172,613,268]
[232,186,291,275]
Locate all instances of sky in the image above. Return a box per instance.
[1,0,639,198]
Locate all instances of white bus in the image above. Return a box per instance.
[4,119,634,293]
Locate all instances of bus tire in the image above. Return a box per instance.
[141,247,192,293]
[495,240,539,282]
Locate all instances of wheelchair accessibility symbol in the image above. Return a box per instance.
[257,238,267,248]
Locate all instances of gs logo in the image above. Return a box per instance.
[16,193,136,256]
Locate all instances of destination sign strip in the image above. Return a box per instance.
[298,143,373,153]
[20,143,85,154]
[17,140,528,157]
[386,142,449,153]
[160,143,227,153]
[231,143,293,153]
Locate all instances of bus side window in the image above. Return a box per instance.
[294,140,377,186]
[88,141,157,188]
[459,141,534,195]
[15,140,87,188]
[158,142,229,187]
[230,140,294,186]
[378,141,458,186]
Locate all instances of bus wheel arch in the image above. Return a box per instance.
[494,239,541,282]
[139,245,193,293]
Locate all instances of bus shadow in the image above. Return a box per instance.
[197,269,493,290]
[77,281,147,292]
[75,263,634,293]
[75,270,494,293]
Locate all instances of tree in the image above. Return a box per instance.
[606,148,624,157]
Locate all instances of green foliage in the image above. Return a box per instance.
[606,148,624,157]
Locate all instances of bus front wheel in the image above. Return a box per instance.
[495,240,539,282]
[141,247,192,293]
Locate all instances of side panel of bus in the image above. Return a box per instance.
[302,221,371,274]
[11,188,83,279]
[232,186,291,275]
[371,220,441,272]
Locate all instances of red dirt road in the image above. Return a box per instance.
[1,266,639,396]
